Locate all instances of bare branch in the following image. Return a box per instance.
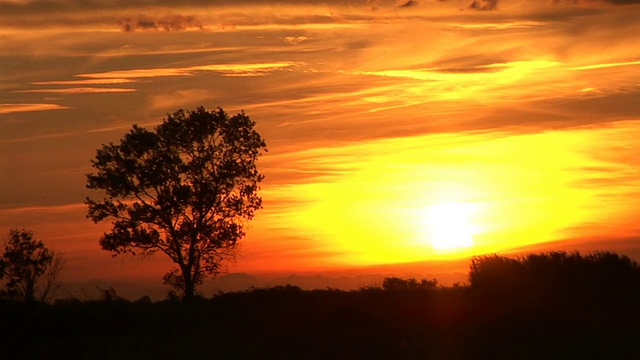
[39,252,65,303]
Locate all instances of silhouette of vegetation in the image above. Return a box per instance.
[2,250,640,359]
[0,229,64,303]
[85,107,267,300]
[382,276,438,291]
[469,251,640,302]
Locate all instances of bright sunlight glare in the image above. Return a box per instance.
[426,202,477,252]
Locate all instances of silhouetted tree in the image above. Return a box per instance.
[85,107,267,300]
[0,228,64,302]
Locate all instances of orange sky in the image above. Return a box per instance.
[1,0,639,289]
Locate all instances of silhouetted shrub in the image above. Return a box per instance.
[135,295,152,304]
[382,277,438,291]
[469,254,525,299]
[469,251,640,303]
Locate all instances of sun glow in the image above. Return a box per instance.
[250,121,640,269]
[426,202,477,252]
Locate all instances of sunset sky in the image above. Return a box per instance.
[1,0,639,289]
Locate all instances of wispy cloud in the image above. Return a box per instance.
[468,0,499,11]
[445,21,544,30]
[77,62,300,79]
[191,63,301,76]
[570,60,640,70]
[0,202,86,213]
[0,1,403,31]
[0,0,637,33]
[347,60,562,104]
[32,79,136,85]
[0,103,69,114]
[118,14,204,32]
[148,89,215,111]
[285,36,312,45]
[15,88,136,94]
[595,0,640,5]
[398,0,420,7]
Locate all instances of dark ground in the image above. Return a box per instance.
[3,252,640,359]
[2,285,639,359]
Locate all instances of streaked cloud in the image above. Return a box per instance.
[32,79,136,85]
[570,60,640,71]
[347,60,563,105]
[77,62,300,79]
[445,21,545,30]
[0,202,86,213]
[0,103,69,114]
[359,60,561,80]
[15,87,136,94]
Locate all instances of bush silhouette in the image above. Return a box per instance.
[469,251,640,302]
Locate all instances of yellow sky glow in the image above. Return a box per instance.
[245,121,640,269]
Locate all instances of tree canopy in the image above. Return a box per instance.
[0,229,64,302]
[85,107,267,299]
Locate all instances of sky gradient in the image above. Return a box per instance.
[1,0,639,289]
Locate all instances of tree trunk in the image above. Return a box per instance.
[182,269,195,301]
[25,280,36,303]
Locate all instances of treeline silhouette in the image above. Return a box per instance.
[2,251,640,359]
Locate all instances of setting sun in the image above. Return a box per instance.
[425,202,476,252]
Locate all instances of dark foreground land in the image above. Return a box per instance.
[3,251,640,359]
